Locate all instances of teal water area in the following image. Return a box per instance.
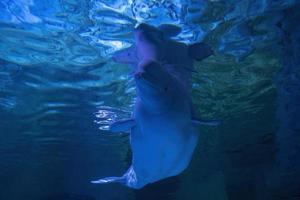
[0,1,300,200]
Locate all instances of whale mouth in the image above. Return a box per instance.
[135,71,162,92]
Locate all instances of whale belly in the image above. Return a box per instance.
[130,119,199,184]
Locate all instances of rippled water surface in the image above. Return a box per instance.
[1,1,300,200]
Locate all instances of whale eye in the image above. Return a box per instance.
[164,87,168,91]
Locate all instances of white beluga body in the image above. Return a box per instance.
[92,23,217,189]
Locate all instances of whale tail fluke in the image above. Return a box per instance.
[188,42,214,61]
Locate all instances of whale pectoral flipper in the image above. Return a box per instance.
[109,119,136,133]
[192,118,222,126]
[91,176,126,184]
[91,166,139,188]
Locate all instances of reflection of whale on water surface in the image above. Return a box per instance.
[92,23,219,189]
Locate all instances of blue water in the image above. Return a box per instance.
[0,0,300,199]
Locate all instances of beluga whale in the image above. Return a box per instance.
[92,23,218,189]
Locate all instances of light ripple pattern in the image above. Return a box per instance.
[0,1,300,200]
[0,0,298,66]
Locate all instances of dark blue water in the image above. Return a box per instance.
[0,1,300,200]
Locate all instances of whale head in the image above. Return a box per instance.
[135,61,175,112]
[134,23,164,61]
